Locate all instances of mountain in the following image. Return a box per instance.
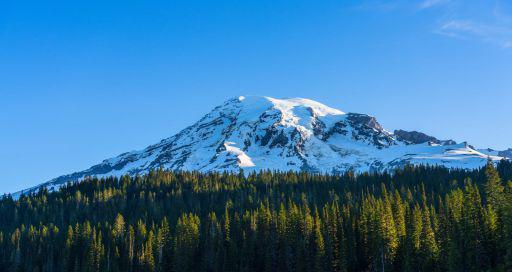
[14,96,507,196]
[478,148,512,159]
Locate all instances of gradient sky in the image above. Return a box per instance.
[1,0,512,193]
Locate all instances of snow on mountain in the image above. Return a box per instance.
[478,148,512,159]
[13,96,507,197]
[499,149,512,158]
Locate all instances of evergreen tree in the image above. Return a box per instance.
[485,159,504,209]
[0,165,510,271]
[312,208,325,272]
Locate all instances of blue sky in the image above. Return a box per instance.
[1,0,511,193]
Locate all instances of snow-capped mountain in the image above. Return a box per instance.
[14,96,507,196]
[478,148,512,159]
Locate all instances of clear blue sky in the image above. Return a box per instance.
[1,0,511,193]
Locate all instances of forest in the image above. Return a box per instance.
[0,160,511,272]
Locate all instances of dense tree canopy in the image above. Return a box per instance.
[1,160,511,271]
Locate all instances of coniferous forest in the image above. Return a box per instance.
[1,160,512,272]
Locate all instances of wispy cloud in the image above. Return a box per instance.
[418,0,449,10]
[440,20,488,36]
[425,0,512,49]
[354,0,401,12]
[435,19,512,49]
[356,0,512,49]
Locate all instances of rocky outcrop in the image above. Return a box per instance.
[394,130,439,144]
[498,149,512,159]
[347,114,395,148]
[394,130,458,146]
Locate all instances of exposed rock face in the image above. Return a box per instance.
[394,130,439,144]
[14,96,507,197]
[394,130,457,146]
[439,140,457,146]
[498,149,512,159]
[347,114,395,148]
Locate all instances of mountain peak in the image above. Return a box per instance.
[231,95,345,117]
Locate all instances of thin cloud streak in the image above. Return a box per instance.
[356,0,512,49]
[421,0,512,49]
[437,19,512,49]
[354,0,401,12]
[419,0,449,10]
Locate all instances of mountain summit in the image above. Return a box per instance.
[16,96,506,196]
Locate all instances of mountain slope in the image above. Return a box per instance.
[15,96,506,196]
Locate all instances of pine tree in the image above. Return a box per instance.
[1,165,512,271]
[113,214,125,239]
[157,217,171,271]
[174,213,200,271]
[419,205,438,271]
[380,185,399,271]
[485,159,504,209]
[312,208,325,272]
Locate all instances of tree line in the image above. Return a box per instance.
[0,160,511,271]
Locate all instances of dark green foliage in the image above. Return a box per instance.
[0,161,511,271]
